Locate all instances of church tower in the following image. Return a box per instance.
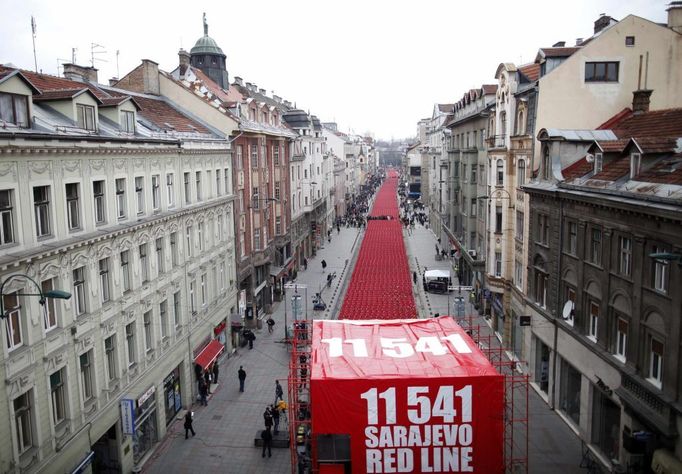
[190,13,229,89]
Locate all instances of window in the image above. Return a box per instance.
[275,182,281,201]
[470,199,476,217]
[567,222,578,255]
[652,247,669,293]
[517,160,526,187]
[537,214,549,244]
[618,236,632,276]
[594,153,603,174]
[99,258,111,303]
[251,145,258,168]
[254,228,261,250]
[495,252,502,277]
[42,279,57,331]
[0,92,29,127]
[170,232,178,267]
[79,351,94,401]
[184,172,191,204]
[166,173,175,207]
[50,369,66,424]
[514,258,523,289]
[115,178,126,219]
[589,301,599,340]
[125,322,136,367]
[151,175,160,210]
[143,310,152,352]
[542,147,551,180]
[516,211,524,240]
[462,164,468,182]
[496,160,504,185]
[121,110,135,133]
[535,269,547,308]
[139,243,149,283]
[274,145,280,165]
[34,185,51,237]
[195,171,202,201]
[160,300,168,340]
[0,189,15,244]
[625,36,635,46]
[565,287,576,326]
[13,392,33,453]
[93,180,106,224]
[495,206,503,233]
[189,279,196,313]
[236,145,243,170]
[198,222,204,251]
[206,170,212,198]
[4,292,22,350]
[630,153,641,179]
[215,169,221,196]
[173,291,181,328]
[585,61,619,82]
[220,262,226,290]
[135,177,144,215]
[615,318,628,361]
[104,335,116,381]
[201,273,207,307]
[186,225,193,257]
[73,266,86,315]
[120,250,131,292]
[471,165,477,183]
[224,169,229,195]
[66,183,81,230]
[252,187,260,210]
[152,238,163,275]
[590,228,602,265]
[648,337,663,388]
[516,110,525,135]
[76,104,96,130]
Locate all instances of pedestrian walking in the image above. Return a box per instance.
[272,404,280,434]
[212,361,219,384]
[267,317,275,334]
[261,427,273,458]
[238,365,246,392]
[204,369,212,394]
[337,225,340,234]
[184,410,195,439]
[198,379,208,406]
[264,406,273,430]
[321,259,327,272]
[275,380,284,403]
[413,271,417,285]
[303,257,308,270]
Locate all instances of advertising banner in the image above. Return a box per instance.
[120,398,135,435]
[311,317,504,473]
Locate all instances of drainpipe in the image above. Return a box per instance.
[549,196,564,410]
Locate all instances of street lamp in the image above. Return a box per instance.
[476,188,515,208]
[0,274,71,319]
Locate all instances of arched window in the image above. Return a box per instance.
[500,111,507,138]
[542,146,551,180]
[496,160,504,186]
[517,160,526,187]
[533,255,548,308]
[517,110,525,135]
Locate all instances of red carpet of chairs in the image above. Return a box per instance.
[340,171,417,320]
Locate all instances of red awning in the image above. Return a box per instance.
[194,340,224,370]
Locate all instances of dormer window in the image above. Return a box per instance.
[76,104,96,131]
[0,92,29,127]
[630,152,641,179]
[594,153,603,174]
[121,110,135,133]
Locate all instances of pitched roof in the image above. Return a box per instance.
[133,96,210,133]
[596,108,633,130]
[592,156,630,181]
[612,109,682,139]
[636,155,682,185]
[594,139,629,153]
[0,66,41,93]
[482,84,497,94]
[537,47,581,59]
[562,156,593,180]
[630,137,679,154]
[438,104,454,113]
[32,88,103,104]
[99,96,141,109]
[19,69,110,99]
[518,63,540,82]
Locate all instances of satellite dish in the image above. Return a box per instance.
[562,300,575,320]
[585,153,594,163]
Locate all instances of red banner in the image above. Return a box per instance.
[311,318,504,473]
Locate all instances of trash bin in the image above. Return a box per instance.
[256,317,263,330]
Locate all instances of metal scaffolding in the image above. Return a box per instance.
[288,319,313,474]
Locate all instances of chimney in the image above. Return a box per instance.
[62,63,99,83]
[259,88,266,95]
[594,14,614,34]
[245,82,252,91]
[141,59,160,95]
[632,89,653,114]
[668,1,682,33]
[576,38,584,46]
[273,95,281,103]
[178,49,190,68]
[552,41,566,47]
[234,76,243,86]
[109,77,119,86]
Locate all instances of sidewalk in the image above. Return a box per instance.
[142,226,363,474]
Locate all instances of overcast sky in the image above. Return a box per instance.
[1,0,670,140]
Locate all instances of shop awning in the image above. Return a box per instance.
[194,340,224,370]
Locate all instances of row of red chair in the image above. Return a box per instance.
[340,173,416,320]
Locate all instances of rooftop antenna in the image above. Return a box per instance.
[116,50,120,78]
[72,47,77,64]
[56,58,70,77]
[30,15,38,72]
[91,43,107,68]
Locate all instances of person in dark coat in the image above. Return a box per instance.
[261,428,273,458]
[198,379,208,406]
[412,271,417,285]
[275,380,284,403]
[204,369,212,394]
[212,361,219,384]
[264,406,273,430]
[321,260,327,272]
[184,411,195,439]
[272,404,280,434]
[238,366,246,392]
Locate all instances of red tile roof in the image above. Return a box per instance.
[613,109,682,139]
[562,156,593,180]
[595,139,629,153]
[592,157,629,181]
[191,67,231,103]
[596,108,633,130]
[32,88,102,103]
[518,63,540,82]
[630,137,679,154]
[482,84,497,94]
[133,96,210,133]
[539,47,581,58]
[438,104,454,113]
[636,155,682,185]
[99,96,140,109]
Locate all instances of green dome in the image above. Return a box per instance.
[190,35,225,56]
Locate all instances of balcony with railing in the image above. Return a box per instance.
[616,372,678,436]
[486,135,507,150]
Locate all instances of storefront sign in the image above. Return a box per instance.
[213,321,226,336]
[492,296,503,315]
[519,316,531,327]
[238,290,246,316]
[138,385,156,406]
[120,399,135,435]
